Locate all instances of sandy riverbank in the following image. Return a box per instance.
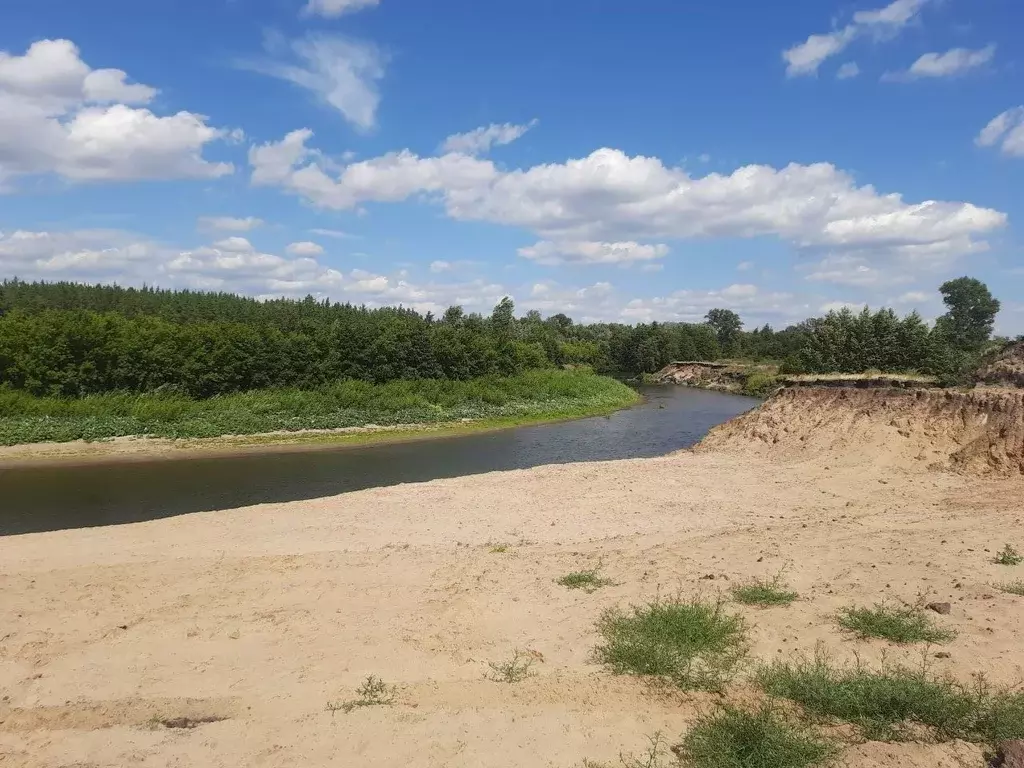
[1,388,1023,767]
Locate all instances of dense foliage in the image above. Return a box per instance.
[0,369,638,445]
[0,275,1007,399]
[0,280,728,396]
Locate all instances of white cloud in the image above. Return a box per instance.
[783,0,930,77]
[820,301,864,313]
[241,34,385,132]
[896,290,928,303]
[440,120,537,155]
[886,44,996,81]
[518,240,669,266]
[784,27,858,77]
[0,229,161,280]
[286,240,325,256]
[805,255,892,287]
[310,227,356,238]
[0,227,513,316]
[837,62,861,80]
[303,0,379,18]
[212,236,255,252]
[0,39,232,188]
[430,260,451,272]
[976,107,1024,158]
[250,131,1006,279]
[737,260,754,272]
[198,216,264,232]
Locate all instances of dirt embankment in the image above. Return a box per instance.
[652,361,748,392]
[975,341,1024,388]
[697,385,1024,476]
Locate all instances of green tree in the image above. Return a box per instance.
[934,277,1000,352]
[704,308,742,356]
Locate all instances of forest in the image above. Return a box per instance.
[0,276,1006,400]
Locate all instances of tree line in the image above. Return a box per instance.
[0,276,1005,398]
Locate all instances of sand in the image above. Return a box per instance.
[2,388,1023,767]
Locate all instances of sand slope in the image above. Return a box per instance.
[699,386,1024,476]
[2,388,1023,767]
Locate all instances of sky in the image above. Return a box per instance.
[1,0,1023,332]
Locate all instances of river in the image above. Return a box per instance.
[0,386,758,536]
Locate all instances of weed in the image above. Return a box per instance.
[731,575,799,607]
[325,675,397,716]
[677,704,836,768]
[757,651,1024,745]
[836,602,955,644]
[619,732,675,768]
[489,542,510,554]
[557,564,615,593]
[594,596,748,692]
[975,690,1024,743]
[994,544,1023,566]
[487,650,536,683]
[996,580,1024,597]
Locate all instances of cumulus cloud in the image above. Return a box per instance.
[241,34,386,132]
[286,240,325,256]
[440,120,537,155]
[837,62,861,80]
[249,130,1007,280]
[0,227,511,316]
[303,0,379,18]
[820,301,864,313]
[886,44,996,81]
[976,107,1024,157]
[0,39,233,188]
[896,290,928,303]
[783,0,930,77]
[518,240,669,266]
[198,216,264,232]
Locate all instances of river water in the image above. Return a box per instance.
[0,386,758,536]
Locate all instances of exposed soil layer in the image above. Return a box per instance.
[653,361,748,392]
[976,341,1024,389]
[697,386,1024,476]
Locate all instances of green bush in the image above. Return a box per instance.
[594,596,748,691]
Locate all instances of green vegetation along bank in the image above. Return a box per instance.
[0,369,640,447]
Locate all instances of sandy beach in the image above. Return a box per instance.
[2,388,1023,767]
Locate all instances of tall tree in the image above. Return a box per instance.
[935,277,1001,352]
[704,308,742,355]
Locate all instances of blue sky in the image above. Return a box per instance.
[1,0,1022,331]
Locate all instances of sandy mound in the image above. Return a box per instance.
[975,341,1024,388]
[697,386,1024,476]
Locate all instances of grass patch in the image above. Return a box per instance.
[731,575,799,607]
[0,369,640,446]
[994,544,1023,566]
[325,675,397,716]
[996,580,1024,597]
[488,542,510,554]
[557,564,615,593]
[677,704,837,768]
[486,650,536,683]
[757,653,1024,745]
[836,602,955,644]
[594,596,748,692]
